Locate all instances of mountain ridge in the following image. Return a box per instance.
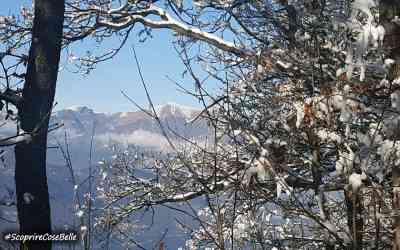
[47,102,208,168]
[52,102,204,136]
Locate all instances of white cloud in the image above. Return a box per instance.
[96,130,171,149]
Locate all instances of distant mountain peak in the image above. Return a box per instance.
[65,106,94,113]
[154,102,198,118]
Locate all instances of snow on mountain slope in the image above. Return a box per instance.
[154,102,199,118]
[52,103,203,138]
[47,103,208,167]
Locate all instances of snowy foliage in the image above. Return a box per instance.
[90,0,398,247]
[2,0,399,248]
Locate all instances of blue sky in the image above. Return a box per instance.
[2,1,204,113]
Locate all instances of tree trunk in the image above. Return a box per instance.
[345,189,363,250]
[379,1,400,249]
[14,1,65,250]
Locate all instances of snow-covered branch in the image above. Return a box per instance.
[66,4,254,58]
[0,130,31,146]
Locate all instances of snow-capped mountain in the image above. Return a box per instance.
[47,103,208,169]
[154,102,199,118]
[52,103,203,137]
